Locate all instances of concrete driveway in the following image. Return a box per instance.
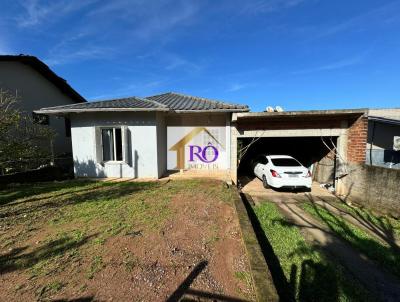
[239,175,400,301]
[239,175,332,200]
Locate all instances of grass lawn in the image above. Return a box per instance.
[254,201,373,302]
[301,201,400,279]
[0,179,254,301]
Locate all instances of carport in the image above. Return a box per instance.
[230,109,366,190]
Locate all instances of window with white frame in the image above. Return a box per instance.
[101,128,123,161]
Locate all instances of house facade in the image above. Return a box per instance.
[0,55,86,154]
[36,93,248,178]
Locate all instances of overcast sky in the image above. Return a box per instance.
[1,0,400,111]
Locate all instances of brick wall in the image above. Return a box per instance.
[347,117,368,163]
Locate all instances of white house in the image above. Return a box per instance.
[0,55,86,154]
[36,92,249,178]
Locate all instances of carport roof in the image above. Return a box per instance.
[368,116,400,125]
[233,109,367,121]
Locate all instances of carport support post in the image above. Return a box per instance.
[50,139,55,166]
[226,113,232,184]
[335,130,348,194]
[333,152,337,189]
[230,121,239,184]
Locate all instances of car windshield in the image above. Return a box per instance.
[271,158,301,167]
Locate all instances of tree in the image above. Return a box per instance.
[0,89,56,174]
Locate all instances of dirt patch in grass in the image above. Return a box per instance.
[0,179,254,301]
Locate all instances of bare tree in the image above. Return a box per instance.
[0,90,55,174]
[237,130,267,161]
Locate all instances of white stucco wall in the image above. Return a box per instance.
[69,111,232,179]
[70,112,161,178]
[166,113,230,172]
[0,61,81,154]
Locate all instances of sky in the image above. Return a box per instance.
[1,0,400,112]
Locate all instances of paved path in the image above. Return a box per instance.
[240,176,332,198]
[242,176,400,250]
[254,195,400,302]
[300,194,400,249]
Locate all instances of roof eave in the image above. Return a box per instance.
[0,55,86,103]
[235,108,367,120]
[368,116,400,125]
[34,108,170,114]
[174,108,249,113]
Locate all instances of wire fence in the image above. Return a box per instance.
[0,155,73,176]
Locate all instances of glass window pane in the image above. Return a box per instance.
[115,128,123,161]
[102,129,114,161]
[271,158,301,166]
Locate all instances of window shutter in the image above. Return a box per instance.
[94,127,103,164]
[122,126,132,166]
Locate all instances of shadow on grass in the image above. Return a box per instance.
[297,260,339,302]
[240,193,295,302]
[286,245,342,302]
[241,194,380,302]
[0,180,159,220]
[167,260,250,302]
[0,234,96,274]
[300,196,400,278]
[273,200,400,301]
[0,180,94,207]
[304,194,400,253]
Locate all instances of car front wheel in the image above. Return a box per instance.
[262,175,269,189]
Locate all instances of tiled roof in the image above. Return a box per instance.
[36,92,249,114]
[37,97,168,113]
[147,92,249,112]
[0,55,86,103]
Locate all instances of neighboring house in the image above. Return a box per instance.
[366,109,400,169]
[0,55,86,155]
[36,92,248,178]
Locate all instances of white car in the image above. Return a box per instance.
[252,155,312,190]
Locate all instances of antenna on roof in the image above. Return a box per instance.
[265,106,284,112]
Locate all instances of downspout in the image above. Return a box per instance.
[50,139,55,166]
[369,120,376,165]
[333,152,337,190]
